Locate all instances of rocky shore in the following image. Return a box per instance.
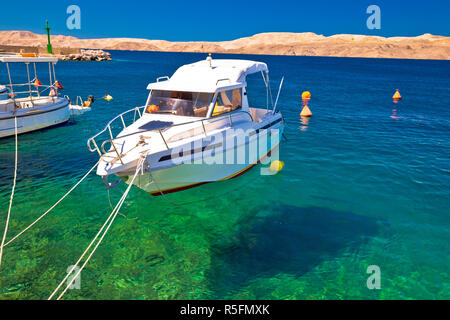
[60,49,111,61]
[1,31,449,60]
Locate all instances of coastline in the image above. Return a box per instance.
[1,31,449,60]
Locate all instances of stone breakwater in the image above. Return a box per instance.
[61,49,111,61]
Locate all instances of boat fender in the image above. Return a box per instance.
[34,78,42,87]
[55,80,63,90]
[147,104,159,113]
[269,160,284,172]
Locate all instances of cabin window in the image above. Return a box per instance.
[212,89,242,117]
[146,90,213,117]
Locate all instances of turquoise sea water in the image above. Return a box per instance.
[0,51,449,299]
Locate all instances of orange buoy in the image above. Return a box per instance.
[55,80,63,90]
[301,91,311,104]
[300,104,312,117]
[393,89,402,100]
[34,78,42,87]
[302,91,311,100]
[300,91,312,117]
[147,104,159,113]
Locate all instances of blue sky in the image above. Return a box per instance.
[0,1,449,40]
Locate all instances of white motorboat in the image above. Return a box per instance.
[0,56,70,138]
[88,57,285,195]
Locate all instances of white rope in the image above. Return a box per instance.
[3,161,99,248]
[107,188,138,220]
[0,117,18,268]
[49,157,145,300]
[148,164,181,206]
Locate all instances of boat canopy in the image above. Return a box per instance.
[0,56,59,63]
[147,59,268,93]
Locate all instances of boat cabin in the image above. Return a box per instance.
[0,56,62,112]
[144,58,270,119]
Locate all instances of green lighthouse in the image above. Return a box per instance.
[45,20,53,54]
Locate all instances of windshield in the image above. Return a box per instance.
[146,90,213,117]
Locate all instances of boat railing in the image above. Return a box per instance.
[64,95,83,106]
[5,83,58,96]
[87,106,146,162]
[216,78,230,85]
[87,107,253,164]
[3,83,63,106]
[156,76,169,82]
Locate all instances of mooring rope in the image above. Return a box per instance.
[2,161,100,248]
[48,156,145,300]
[148,166,182,206]
[0,117,18,268]
[107,187,139,220]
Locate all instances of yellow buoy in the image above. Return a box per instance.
[104,94,113,101]
[302,91,311,100]
[300,105,312,117]
[393,89,402,100]
[269,160,284,172]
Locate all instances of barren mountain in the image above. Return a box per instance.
[0,30,449,60]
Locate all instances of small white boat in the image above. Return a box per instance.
[88,57,285,195]
[0,56,70,138]
[67,95,93,116]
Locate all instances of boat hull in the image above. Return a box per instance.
[0,98,70,138]
[121,124,284,195]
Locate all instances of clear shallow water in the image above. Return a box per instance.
[0,51,449,299]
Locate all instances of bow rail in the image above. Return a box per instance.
[87,107,253,165]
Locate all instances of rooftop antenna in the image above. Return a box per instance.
[45,20,53,54]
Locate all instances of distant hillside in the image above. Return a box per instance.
[1,31,449,60]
